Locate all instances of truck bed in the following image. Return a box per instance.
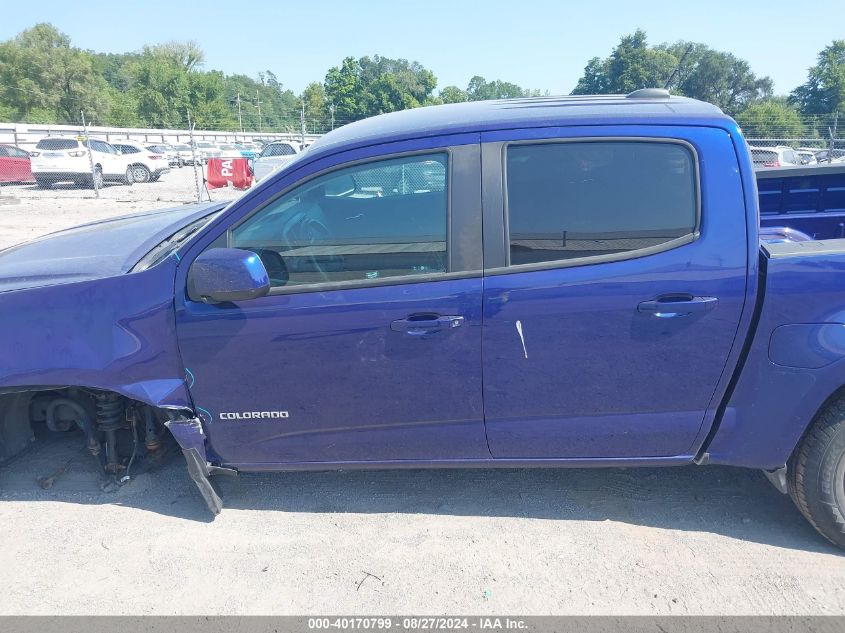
[757,163,845,240]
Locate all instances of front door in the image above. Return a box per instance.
[175,143,488,466]
[480,128,749,459]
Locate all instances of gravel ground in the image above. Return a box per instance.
[0,172,843,615]
[0,167,240,249]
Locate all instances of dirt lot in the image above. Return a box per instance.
[0,172,843,615]
[0,167,239,250]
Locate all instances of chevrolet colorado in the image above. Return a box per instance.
[2,89,845,548]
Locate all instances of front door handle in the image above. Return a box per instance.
[390,314,465,334]
[638,295,718,318]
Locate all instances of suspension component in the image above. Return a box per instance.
[143,407,162,452]
[45,397,99,456]
[94,392,125,474]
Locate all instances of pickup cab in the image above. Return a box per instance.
[2,89,845,548]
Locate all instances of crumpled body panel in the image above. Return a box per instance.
[0,258,190,410]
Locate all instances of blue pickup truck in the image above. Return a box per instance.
[2,89,845,548]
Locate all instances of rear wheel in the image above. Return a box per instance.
[131,164,150,183]
[788,397,845,548]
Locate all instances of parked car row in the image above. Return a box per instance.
[750,145,845,168]
[0,136,313,190]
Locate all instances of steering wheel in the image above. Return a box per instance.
[295,215,335,283]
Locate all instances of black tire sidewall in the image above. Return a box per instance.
[792,408,845,548]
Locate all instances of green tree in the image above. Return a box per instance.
[660,42,772,112]
[790,40,845,115]
[439,85,468,104]
[324,56,363,122]
[124,43,236,130]
[572,31,772,116]
[301,81,327,130]
[573,30,676,95]
[735,99,805,138]
[324,55,438,122]
[466,76,533,100]
[0,23,109,123]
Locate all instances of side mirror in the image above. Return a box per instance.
[187,248,270,304]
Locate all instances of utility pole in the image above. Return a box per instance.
[187,110,202,203]
[256,91,262,133]
[236,92,243,133]
[300,101,306,148]
[329,103,335,131]
[81,110,99,198]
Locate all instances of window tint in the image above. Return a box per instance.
[0,147,8,157]
[506,141,697,266]
[36,138,79,150]
[231,153,448,288]
[114,144,140,154]
[751,149,779,165]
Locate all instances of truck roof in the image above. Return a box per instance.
[308,90,734,157]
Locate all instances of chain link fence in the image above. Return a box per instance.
[0,120,321,194]
[0,114,843,249]
[0,121,323,248]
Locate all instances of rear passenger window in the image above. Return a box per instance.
[505,141,698,266]
[231,153,448,288]
[36,138,79,151]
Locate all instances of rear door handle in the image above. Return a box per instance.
[390,314,465,334]
[637,295,718,318]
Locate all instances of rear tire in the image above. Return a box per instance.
[131,164,150,183]
[124,165,134,185]
[788,397,845,548]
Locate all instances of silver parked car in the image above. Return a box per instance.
[252,140,301,182]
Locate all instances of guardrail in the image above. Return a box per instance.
[0,122,322,151]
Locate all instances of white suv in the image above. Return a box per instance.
[748,145,800,169]
[111,141,170,183]
[193,141,222,164]
[253,141,301,182]
[30,136,133,188]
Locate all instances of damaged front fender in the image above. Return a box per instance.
[165,416,236,515]
[0,259,192,411]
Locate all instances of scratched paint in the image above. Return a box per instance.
[515,320,528,359]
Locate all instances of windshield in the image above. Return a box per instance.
[751,150,778,165]
[261,144,296,158]
[133,211,223,271]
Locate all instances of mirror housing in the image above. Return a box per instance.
[187,248,270,304]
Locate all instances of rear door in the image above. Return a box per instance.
[480,126,749,459]
[175,139,487,466]
[11,148,33,182]
[0,146,11,182]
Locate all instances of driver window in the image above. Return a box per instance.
[230,152,448,288]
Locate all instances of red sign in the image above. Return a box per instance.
[206,157,252,190]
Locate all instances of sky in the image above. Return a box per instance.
[2,0,843,96]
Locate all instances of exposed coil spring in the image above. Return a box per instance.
[94,392,124,432]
